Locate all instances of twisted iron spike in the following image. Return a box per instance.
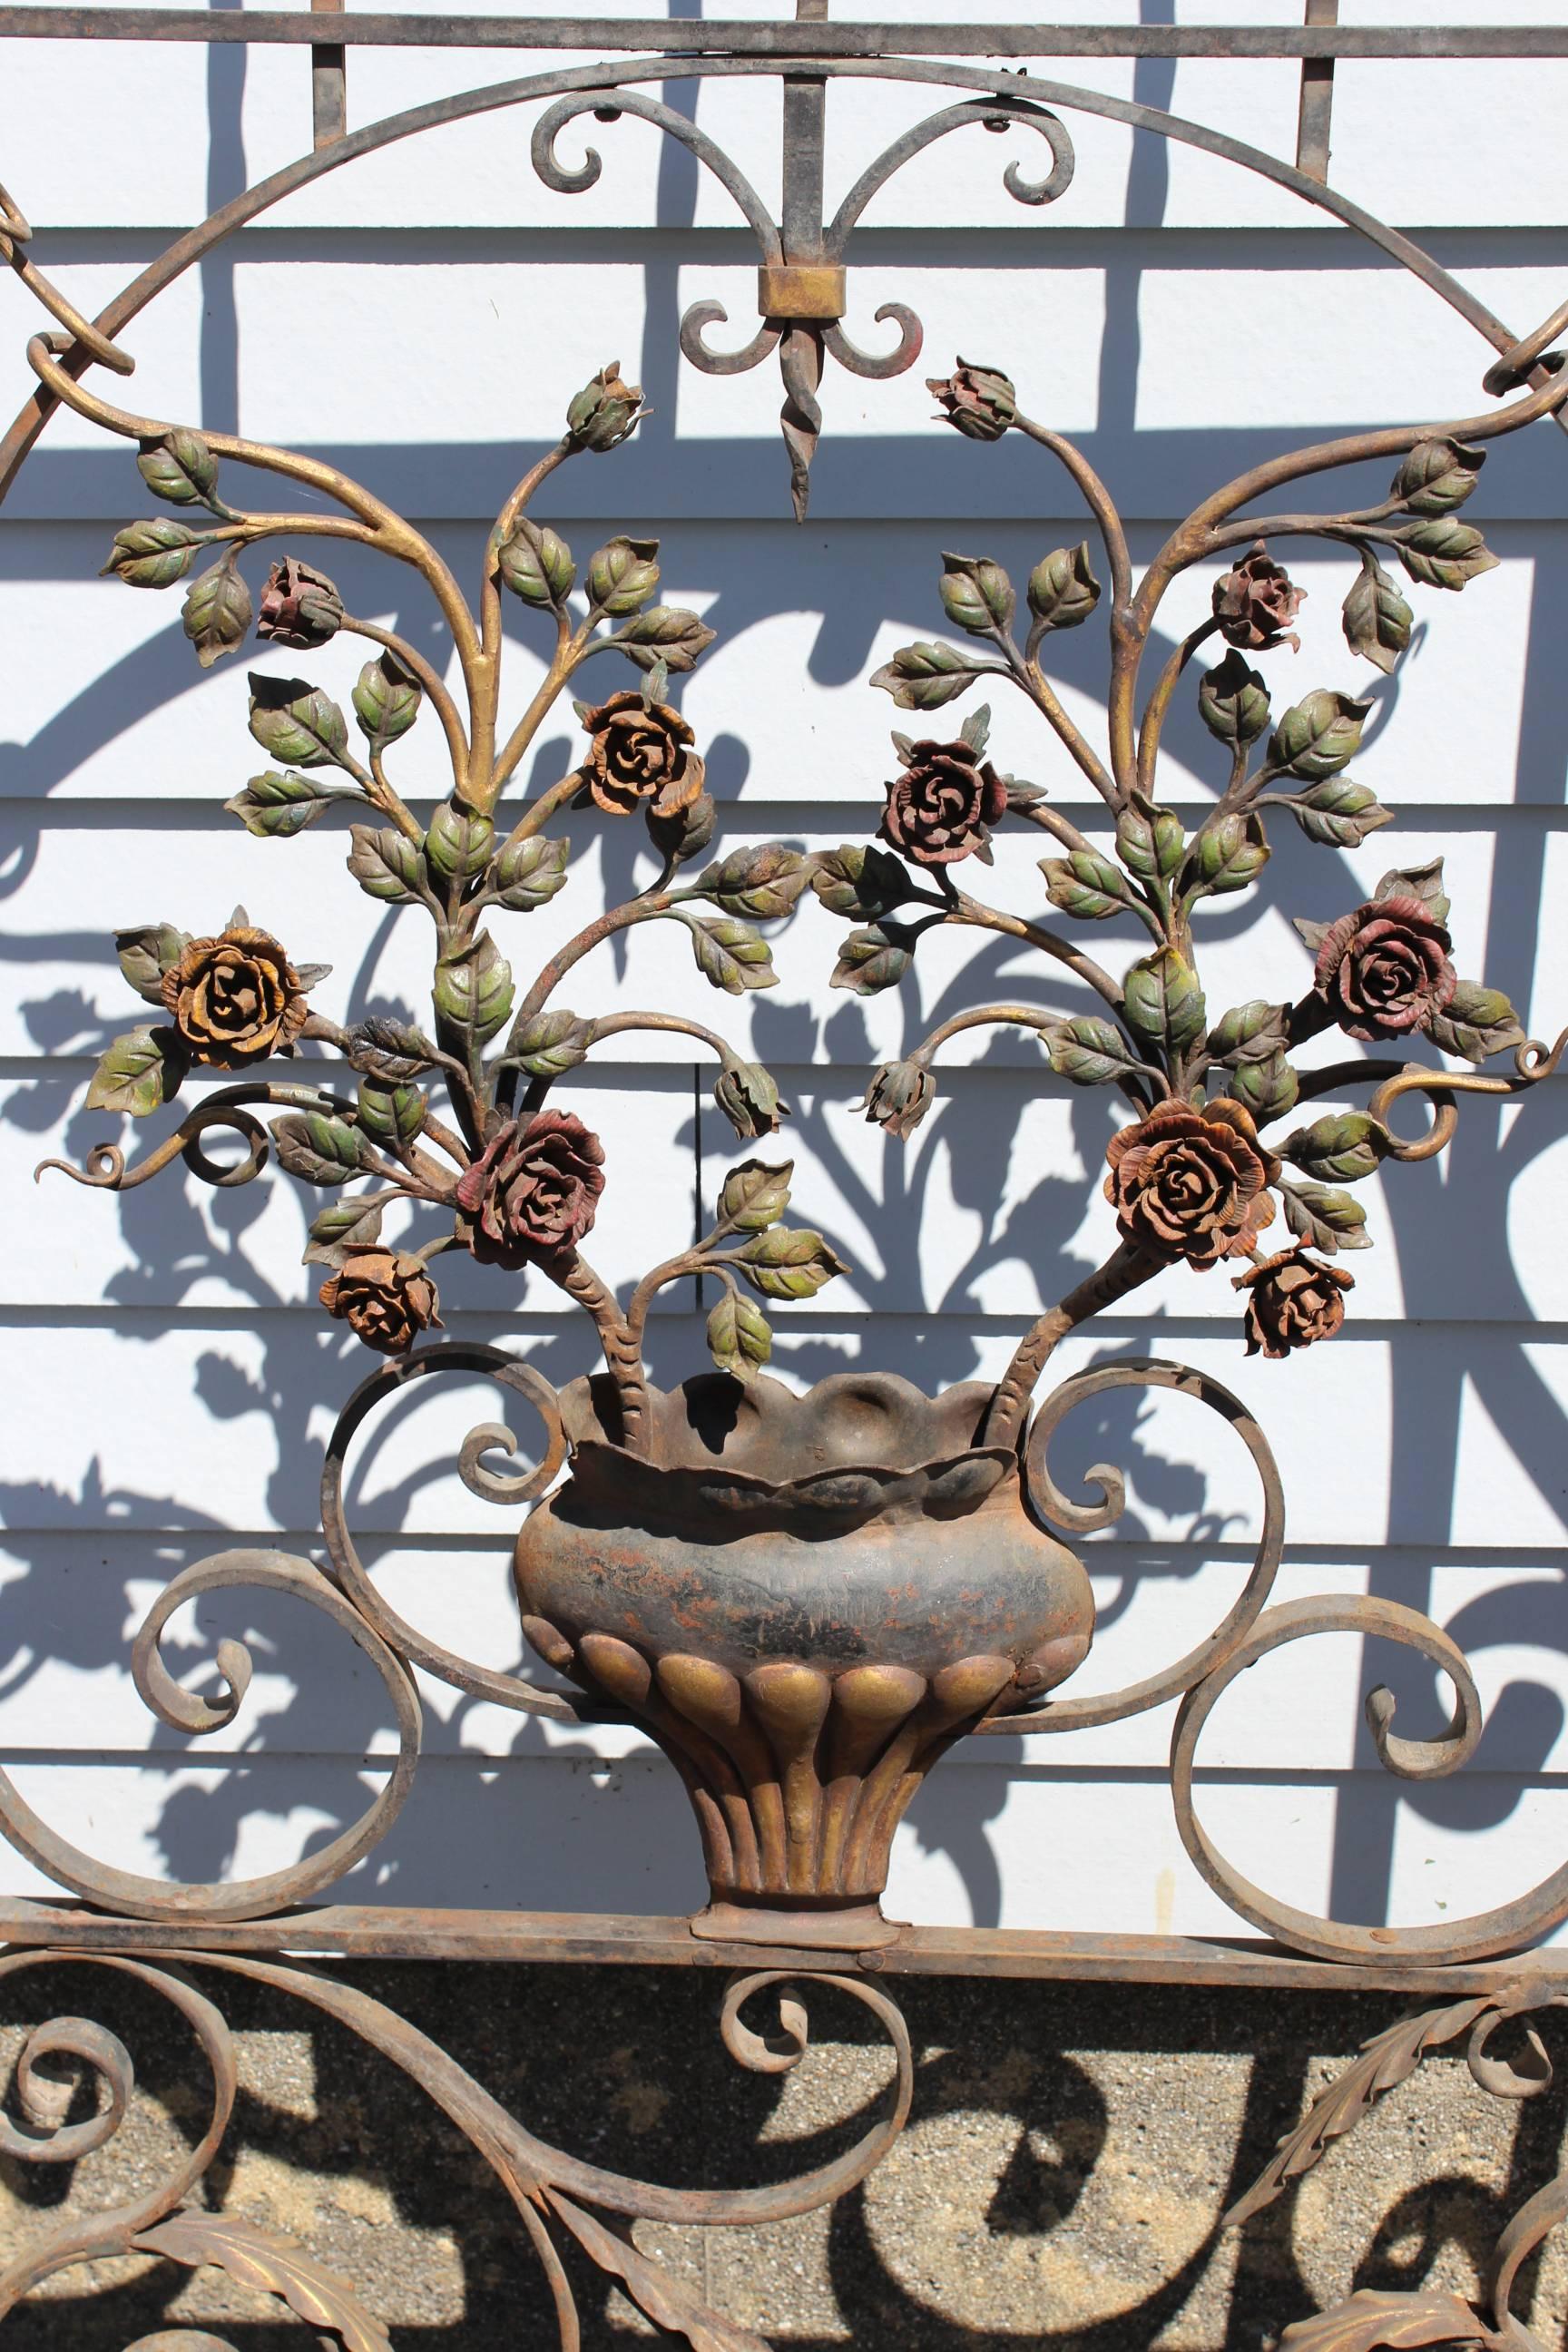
[779,323,825,522]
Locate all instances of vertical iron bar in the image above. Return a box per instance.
[311,0,347,148]
[1296,0,1338,182]
[783,0,828,260]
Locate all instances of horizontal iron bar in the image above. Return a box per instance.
[2,1900,1565,1993]
[0,12,1562,54]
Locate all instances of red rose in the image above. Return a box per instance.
[1313,896,1456,1041]
[879,738,1008,867]
[456,1110,605,1268]
[1105,1097,1279,1268]
[1234,1246,1354,1358]
[1212,541,1304,652]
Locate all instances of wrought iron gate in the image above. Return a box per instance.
[3,6,1568,2345]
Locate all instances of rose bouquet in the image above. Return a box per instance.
[34,333,1564,1472]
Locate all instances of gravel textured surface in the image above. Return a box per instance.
[0,1961,1563,2347]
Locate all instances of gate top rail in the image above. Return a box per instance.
[0,12,1561,54]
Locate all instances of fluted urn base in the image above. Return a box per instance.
[514,1370,1093,1946]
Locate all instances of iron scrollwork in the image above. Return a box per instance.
[0,1949,912,2352]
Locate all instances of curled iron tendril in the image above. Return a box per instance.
[34,1094,273,1191]
[0,1551,421,1923]
[1165,1592,1568,1966]
[975,1356,1284,1734]
[0,1950,913,2352]
[1364,1023,1568,1161]
[321,1339,578,1721]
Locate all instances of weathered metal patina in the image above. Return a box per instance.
[4,6,1568,2347]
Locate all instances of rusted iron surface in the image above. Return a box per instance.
[5,7,1568,2343]
[5,1904,1568,1994]
[1,12,1563,54]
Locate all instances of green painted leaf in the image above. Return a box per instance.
[1285,1112,1387,1184]
[1281,1181,1371,1255]
[1198,650,1270,746]
[356,1077,427,1146]
[1281,776,1393,849]
[1398,517,1499,591]
[1342,554,1413,676]
[271,1110,367,1185]
[434,933,513,1046]
[352,652,422,745]
[938,551,1014,636]
[732,1225,848,1301]
[115,923,191,1006]
[85,1024,188,1115]
[587,534,659,615]
[1122,948,1206,1059]
[496,519,576,608]
[829,921,916,996]
[504,1006,593,1078]
[136,427,220,508]
[688,915,779,995]
[1187,810,1269,895]
[1426,979,1526,1064]
[181,554,252,669]
[719,1158,793,1232]
[696,846,815,921]
[1392,437,1485,517]
[1230,1046,1298,1123]
[614,604,716,672]
[809,844,915,919]
[348,824,425,904]
[1208,1000,1289,1063]
[1270,690,1371,781]
[489,834,570,911]
[1041,851,1128,920]
[1116,799,1184,884]
[1026,541,1100,632]
[868,640,988,710]
[248,674,348,768]
[706,1289,772,1382]
[102,517,202,589]
[225,769,335,839]
[1375,857,1451,926]
[1044,1016,1147,1088]
[425,804,495,884]
[302,1194,387,1268]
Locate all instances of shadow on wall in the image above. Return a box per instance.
[0,1965,1564,2349]
[1,40,1567,1937]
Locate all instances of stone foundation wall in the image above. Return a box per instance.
[1,1964,1564,2347]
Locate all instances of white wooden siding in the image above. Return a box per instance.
[2,1,1565,1941]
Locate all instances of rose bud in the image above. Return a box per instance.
[1233,1245,1353,1358]
[257,557,343,649]
[1211,541,1305,652]
[859,1059,936,1140]
[1104,1097,1280,1269]
[162,921,311,1067]
[455,1110,606,1269]
[1312,896,1456,1042]
[879,737,1008,867]
[566,360,645,453]
[319,1250,442,1356]
[927,358,1016,443]
[577,691,704,819]
[714,1057,789,1141]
